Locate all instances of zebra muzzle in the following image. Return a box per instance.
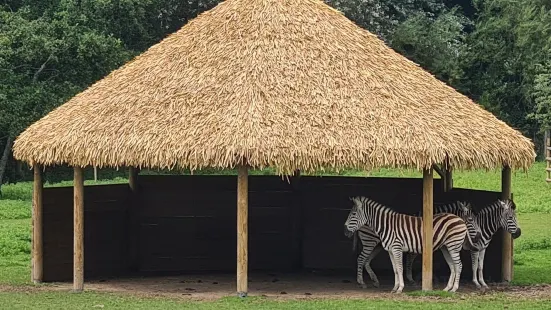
[344,226,354,238]
[512,228,521,239]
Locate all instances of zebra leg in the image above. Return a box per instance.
[356,246,369,288]
[478,248,489,289]
[471,250,482,289]
[364,245,382,288]
[449,249,463,292]
[440,248,455,292]
[391,248,405,293]
[387,249,400,293]
[405,253,417,285]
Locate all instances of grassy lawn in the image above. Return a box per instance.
[1,292,551,309]
[0,162,551,308]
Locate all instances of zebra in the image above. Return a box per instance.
[350,201,481,289]
[403,202,483,285]
[454,199,520,290]
[344,196,479,293]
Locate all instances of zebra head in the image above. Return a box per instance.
[499,199,521,239]
[344,196,367,238]
[457,201,482,243]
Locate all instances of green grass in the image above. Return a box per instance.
[365,162,551,214]
[0,219,30,285]
[406,290,456,298]
[0,292,550,310]
[0,200,31,220]
[1,162,551,307]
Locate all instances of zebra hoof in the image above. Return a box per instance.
[372,282,380,288]
[359,284,367,289]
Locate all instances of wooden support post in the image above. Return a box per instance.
[546,130,551,183]
[128,167,140,272]
[501,166,513,282]
[93,166,97,182]
[129,167,139,191]
[73,167,84,292]
[444,168,453,192]
[443,156,453,192]
[291,170,303,270]
[544,130,548,160]
[422,168,434,291]
[237,165,248,297]
[432,164,445,179]
[32,165,43,283]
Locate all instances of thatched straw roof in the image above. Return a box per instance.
[13,0,535,174]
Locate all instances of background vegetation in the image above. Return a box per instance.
[2,0,551,194]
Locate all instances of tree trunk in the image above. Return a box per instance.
[0,136,13,197]
[16,160,24,180]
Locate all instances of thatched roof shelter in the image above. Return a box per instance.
[13,0,535,174]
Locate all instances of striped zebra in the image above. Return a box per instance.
[344,196,479,293]
[403,202,482,285]
[407,199,521,289]
[351,201,481,289]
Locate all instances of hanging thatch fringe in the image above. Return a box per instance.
[12,0,535,173]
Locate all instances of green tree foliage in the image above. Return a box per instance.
[530,61,551,129]
[390,7,471,83]
[0,0,221,188]
[2,0,551,186]
[0,2,129,191]
[326,0,447,40]
[458,0,551,138]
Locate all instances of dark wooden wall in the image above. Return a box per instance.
[41,175,506,283]
[135,176,297,273]
[42,184,130,281]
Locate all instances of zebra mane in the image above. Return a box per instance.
[442,200,472,212]
[416,200,472,216]
[350,196,397,214]
[478,199,515,215]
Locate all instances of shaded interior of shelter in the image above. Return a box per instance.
[42,175,506,283]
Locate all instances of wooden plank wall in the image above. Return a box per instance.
[136,176,296,273]
[42,184,130,281]
[41,176,506,283]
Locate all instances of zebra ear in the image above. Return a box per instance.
[499,200,509,210]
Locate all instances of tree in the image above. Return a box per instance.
[457,0,551,145]
[529,60,551,130]
[0,0,223,189]
[326,0,447,41]
[390,7,471,83]
[0,4,131,194]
